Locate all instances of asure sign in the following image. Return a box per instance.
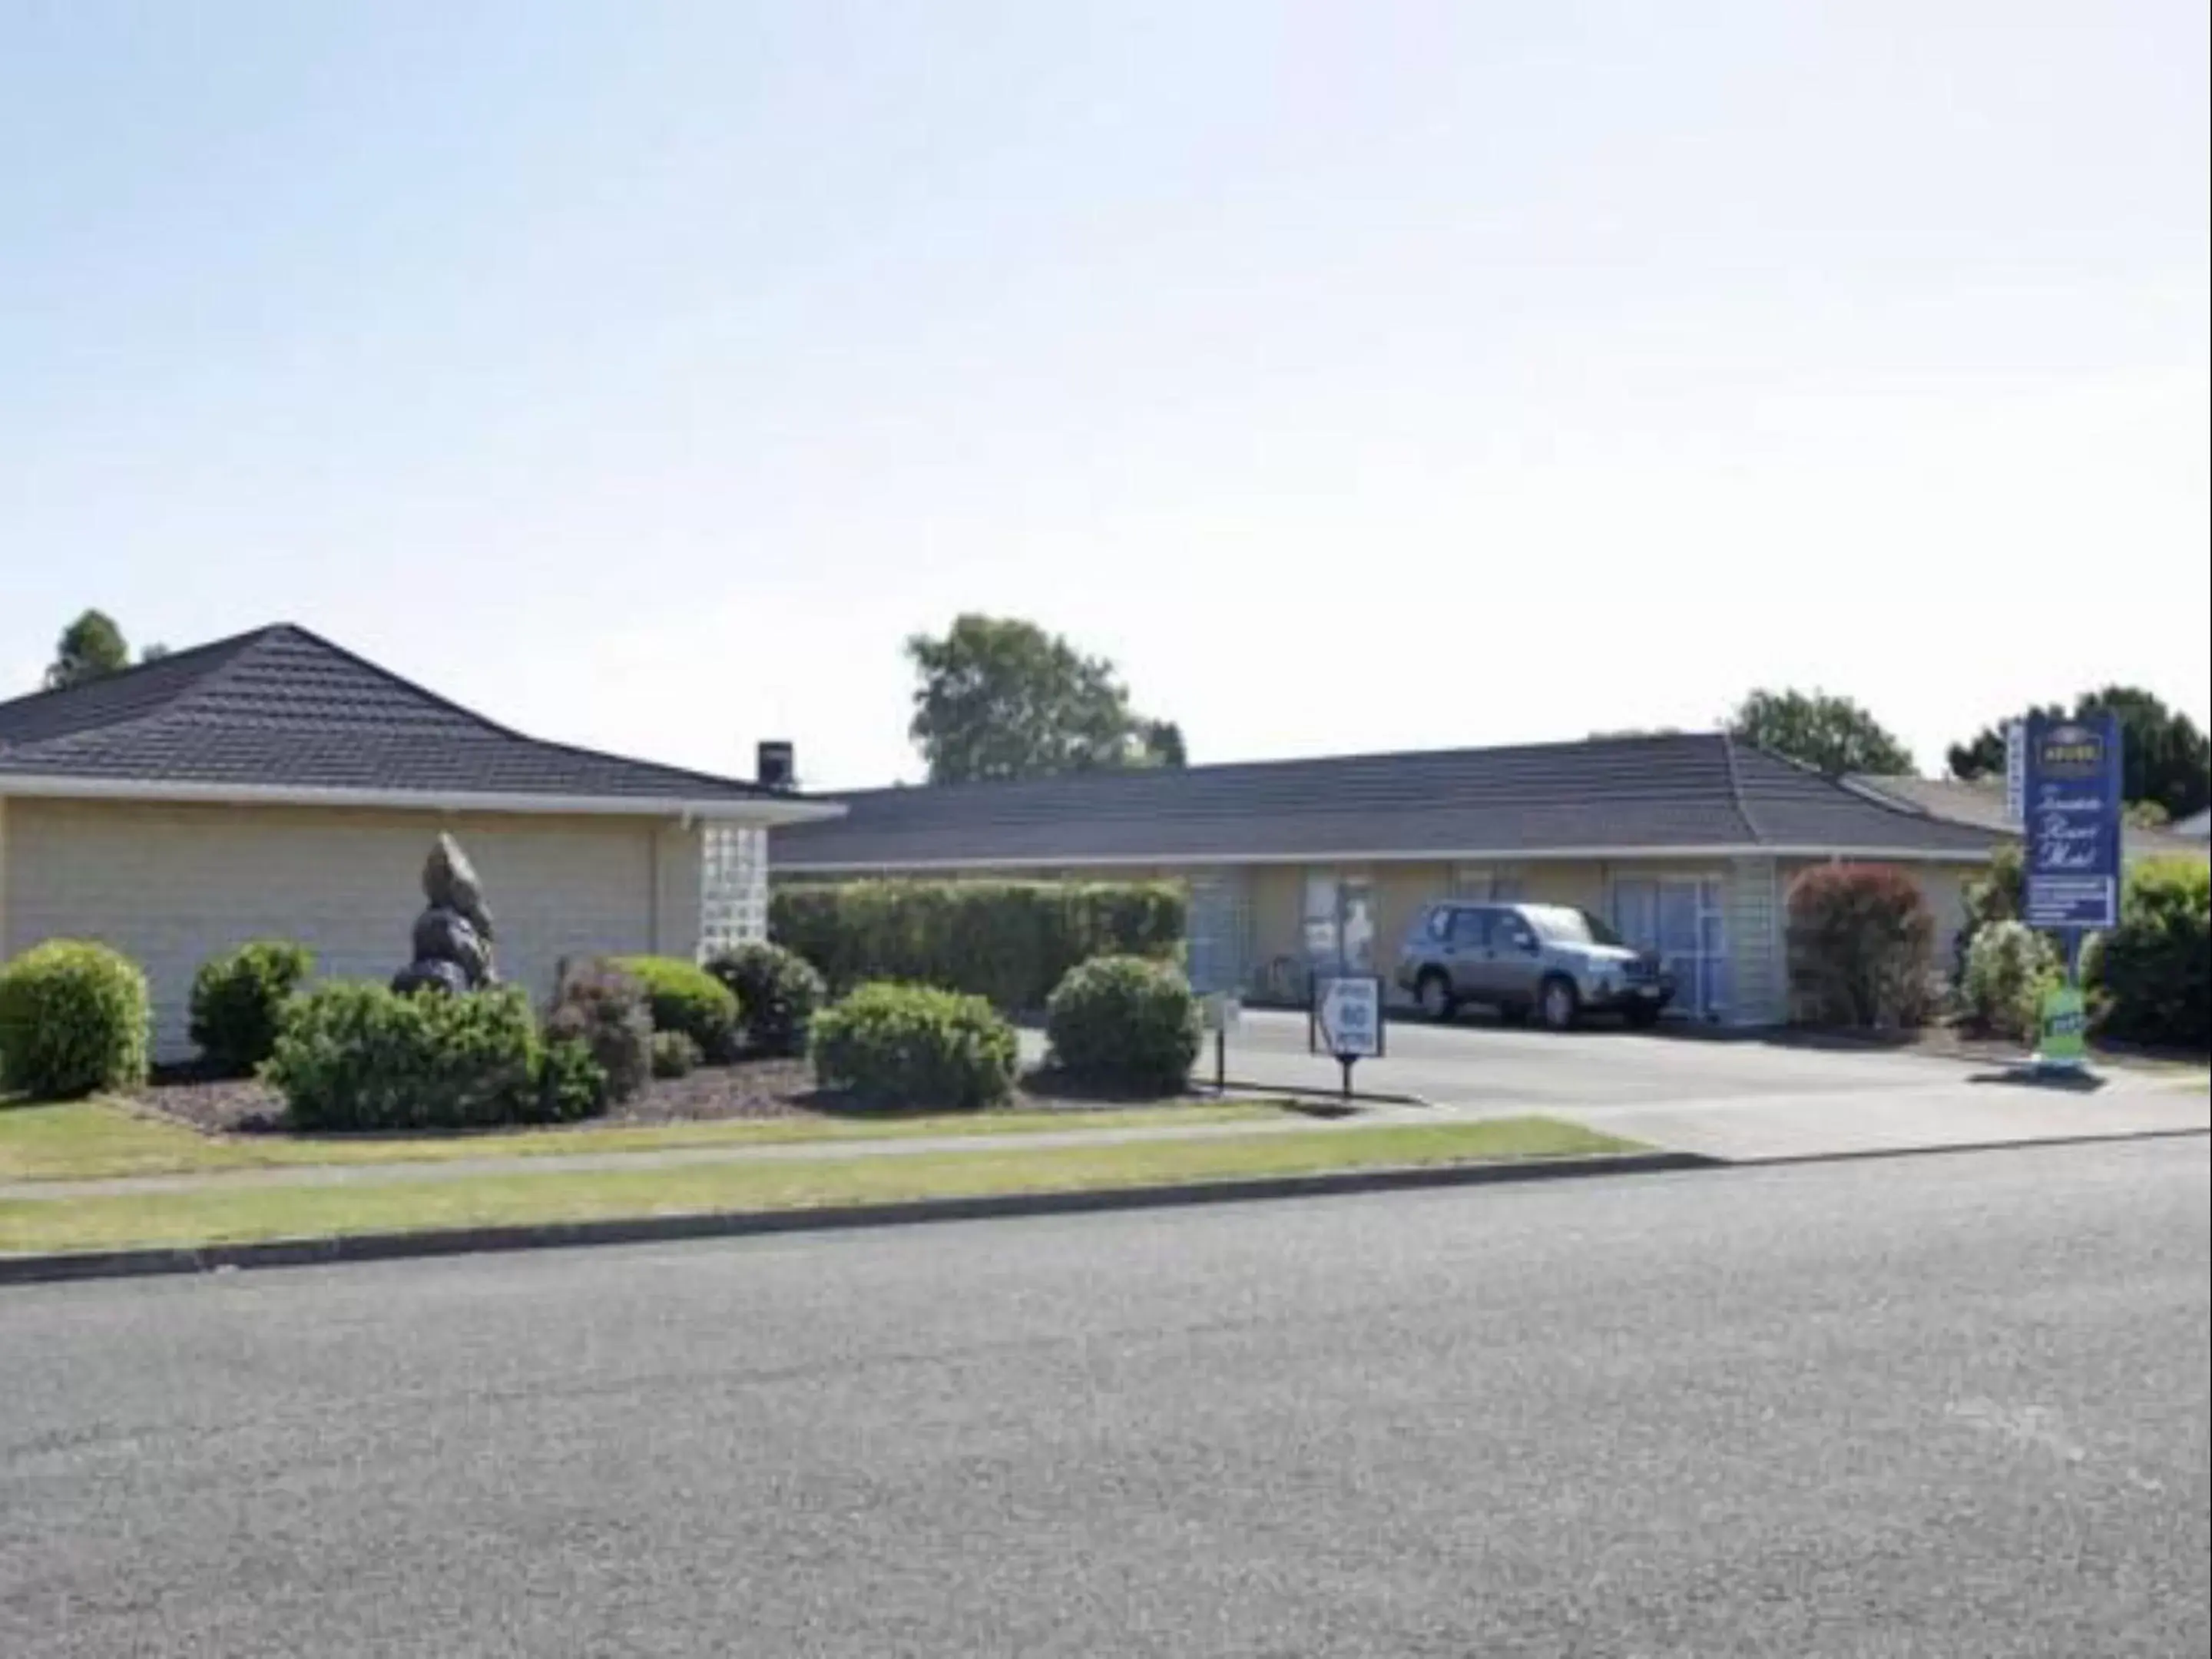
[2022,712,2121,931]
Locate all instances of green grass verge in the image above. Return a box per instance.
[0,1098,1286,1184]
[0,1118,1634,1255]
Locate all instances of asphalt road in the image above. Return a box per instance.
[4,1142,2206,1657]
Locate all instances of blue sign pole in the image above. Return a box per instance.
[2020,711,2122,1069]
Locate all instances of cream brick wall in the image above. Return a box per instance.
[2,799,690,1060]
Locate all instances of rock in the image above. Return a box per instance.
[411,907,492,987]
[422,833,495,941]
[392,959,472,998]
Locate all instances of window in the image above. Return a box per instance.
[1449,908,1489,949]
[1303,870,1376,970]
[698,826,767,957]
[1528,906,1626,947]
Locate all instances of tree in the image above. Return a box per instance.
[43,610,131,690]
[906,615,1187,784]
[1727,689,1914,777]
[1947,687,2211,820]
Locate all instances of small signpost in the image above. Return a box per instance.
[1310,972,1385,1099]
[1201,991,1241,1093]
[2020,712,2122,1074]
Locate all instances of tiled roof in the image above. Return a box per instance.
[773,734,2007,869]
[1849,774,2211,863]
[0,624,785,808]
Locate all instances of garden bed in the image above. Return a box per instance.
[132,1058,1214,1140]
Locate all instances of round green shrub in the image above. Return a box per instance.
[2087,857,2210,1049]
[1961,920,2061,1041]
[545,959,653,1104]
[0,940,151,1100]
[265,982,554,1131]
[188,939,315,1076]
[810,982,1018,1110]
[650,1029,703,1078]
[608,956,741,1058]
[1045,954,1202,1094]
[705,942,826,1057]
[536,1035,610,1123]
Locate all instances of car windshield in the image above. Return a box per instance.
[1527,906,1627,947]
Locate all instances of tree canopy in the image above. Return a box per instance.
[906,615,1186,784]
[1947,686,2211,821]
[1727,688,1915,777]
[43,610,132,690]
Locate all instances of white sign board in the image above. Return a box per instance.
[2004,720,2026,828]
[1202,992,1242,1035]
[1312,975,1384,1059]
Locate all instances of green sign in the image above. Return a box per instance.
[2038,985,2088,1067]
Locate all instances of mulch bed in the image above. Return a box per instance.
[131,1058,1200,1140]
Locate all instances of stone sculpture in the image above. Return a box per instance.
[391,833,498,995]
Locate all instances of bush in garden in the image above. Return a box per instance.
[1786,865,1937,1028]
[0,940,151,1100]
[1952,842,2025,984]
[1045,955,1203,1094]
[770,880,1185,1009]
[187,939,315,1076]
[265,982,562,1131]
[2086,857,2210,1049]
[536,1036,611,1122]
[544,959,653,1104]
[1961,920,2061,1041]
[651,1029,703,1078]
[809,982,1019,1109]
[704,941,826,1058]
[608,956,741,1058]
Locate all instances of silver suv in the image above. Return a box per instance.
[1394,901,1672,1030]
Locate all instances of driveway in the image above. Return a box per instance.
[1188,1009,2212,1161]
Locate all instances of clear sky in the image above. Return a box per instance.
[3,0,2206,788]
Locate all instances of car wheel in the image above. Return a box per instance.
[1416,970,1455,1022]
[1538,975,1580,1032]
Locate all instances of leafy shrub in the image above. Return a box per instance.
[1961,920,2061,1041]
[810,982,1019,1109]
[545,959,652,1104]
[537,1036,610,1122]
[608,956,741,1058]
[188,939,314,1076]
[2087,857,2210,1049]
[651,1029,703,1078]
[1786,865,1937,1028]
[0,940,151,1100]
[771,880,1186,1009]
[265,982,561,1131]
[704,942,826,1057]
[1045,955,1202,1094]
[1952,843,2025,984]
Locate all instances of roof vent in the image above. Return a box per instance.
[757,740,796,790]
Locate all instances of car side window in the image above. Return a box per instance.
[1426,907,1453,942]
[1449,908,1489,949]
[1500,912,1538,952]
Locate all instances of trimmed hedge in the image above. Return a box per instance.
[1961,919,2060,1042]
[771,880,1186,1009]
[0,940,152,1100]
[704,941,826,1058]
[1045,955,1202,1094]
[189,939,315,1076]
[810,982,1019,1109]
[1786,864,1936,1028]
[608,956,741,1058]
[265,982,601,1131]
[2088,857,2210,1049]
[545,959,653,1104]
